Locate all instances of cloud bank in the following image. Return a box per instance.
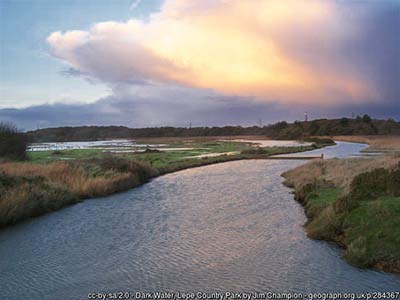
[4,1,397,129]
[3,84,399,131]
[47,0,399,107]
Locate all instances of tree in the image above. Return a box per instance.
[309,121,320,135]
[0,122,28,160]
[362,114,372,123]
[273,121,288,130]
[340,117,349,126]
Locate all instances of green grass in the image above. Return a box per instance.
[305,187,342,218]
[27,141,251,164]
[28,148,105,162]
[294,165,400,273]
[27,141,316,168]
[26,142,324,176]
[122,144,322,175]
[342,196,400,268]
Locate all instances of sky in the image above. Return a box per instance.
[0,0,399,130]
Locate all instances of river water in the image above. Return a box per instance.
[0,142,399,299]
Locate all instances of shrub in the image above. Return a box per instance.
[241,147,268,155]
[362,114,372,123]
[303,137,335,146]
[0,122,28,160]
[335,165,400,212]
[306,205,342,240]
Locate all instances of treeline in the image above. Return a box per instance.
[25,115,400,142]
[0,122,27,160]
[26,125,268,142]
[269,115,400,139]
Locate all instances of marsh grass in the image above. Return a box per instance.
[282,156,400,273]
[283,156,400,191]
[0,157,154,227]
[0,142,332,228]
[0,174,77,227]
[304,187,342,218]
[342,196,400,270]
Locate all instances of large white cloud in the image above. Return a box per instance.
[47,0,398,106]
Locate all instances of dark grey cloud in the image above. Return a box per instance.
[1,91,399,131]
[274,1,399,106]
[342,2,400,105]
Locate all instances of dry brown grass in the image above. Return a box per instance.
[0,161,137,197]
[282,156,400,191]
[281,159,325,189]
[0,179,77,227]
[0,159,154,227]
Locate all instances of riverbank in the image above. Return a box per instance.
[282,150,400,273]
[0,139,332,228]
[0,157,156,227]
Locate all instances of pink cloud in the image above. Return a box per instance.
[47,0,389,106]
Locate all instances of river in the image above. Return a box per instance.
[0,142,399,299]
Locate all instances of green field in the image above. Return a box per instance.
[27,140,318,169]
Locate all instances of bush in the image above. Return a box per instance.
[241,147,268,155]
[336,165,400,212]
[0,122,27,160]
[303,137,335,146]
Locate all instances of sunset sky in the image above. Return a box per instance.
[0,0,399,130]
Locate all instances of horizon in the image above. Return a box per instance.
[21,114,399,134]
[1,0,399,130]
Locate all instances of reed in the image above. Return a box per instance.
[0,158,155,227]
[282,155,400,191]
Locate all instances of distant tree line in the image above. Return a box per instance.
[23,115,400,142]
[0,122,27,160]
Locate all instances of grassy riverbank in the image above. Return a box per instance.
[0,138,331,228]
[282,154,400,273]
[0,158,156,227]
